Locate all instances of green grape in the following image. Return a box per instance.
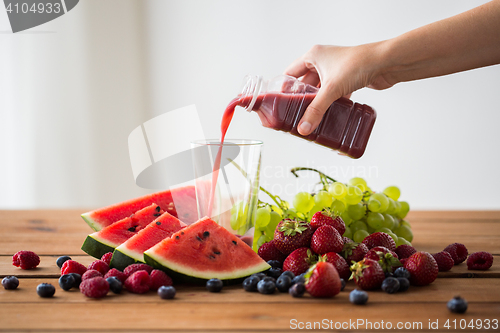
[328,182,347,199]
[386,231,398,244]
[347,202,367,221]
[348,177,367,192]
[393,201,401,215]
[367,224,376,234]
[343,226,353,239]
[340,211,353,226]
[371,193,389,213]
[386,198,396,215]
[285,208,298,220]
[367,198,381,212]
[397,201,410,219]
[297,212,306,220]
[366,212,384,229]
[331,199,346,215]
[383,186,401,201]
[400,220,412,229]
[381,214,395,229]
[345,186,363,205]
[394,225,413,242]
[265,211,281,238]
[293,192,315,214]
[271,205,283,216]
[257,234,267,248]
[353,229,370,243]
[314,190,333,208]
[255,207,271,230]
[307,203,323,220]
[350,220,368,234]
[396,237,412,247]
[366,187,373,194]
[376,227,392,234]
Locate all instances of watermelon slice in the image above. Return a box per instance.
[110,212,187,271]
[81,185,198,231]
[81,204,164,259]
[144,217,270,284]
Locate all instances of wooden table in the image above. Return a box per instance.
[0,210,499,332]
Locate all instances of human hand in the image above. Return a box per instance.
[284,44,393,136]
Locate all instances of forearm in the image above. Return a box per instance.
[379,0,500,85]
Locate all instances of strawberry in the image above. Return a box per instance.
[310,225,343,254]
[273,220,314,255]
[282,247,317,276]
[305,261,341,298]
[395,244,417,259]
[343,237,353,246]
[350,258,385,290]
[443,243,468,265]
[257,240,286,263]
[342,242,369,263]
[310,210,346,235]
[364,246,401,273]
[404,252,438,286]
[362,232,396,251]
[432,251,454,272]
[321,252,350,280]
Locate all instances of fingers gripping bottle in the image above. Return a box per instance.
[229,75,376,158]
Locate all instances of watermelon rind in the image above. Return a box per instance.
[81,234,116,259]
[109,248,141,271]
[81,212,100,232]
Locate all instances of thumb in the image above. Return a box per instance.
[297,84,342,136]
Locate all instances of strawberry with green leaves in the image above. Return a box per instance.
[350,258,385,290]
[342,241,369,263]
[305,261,341,298]
[310,210,346,235]
[364,246,402,273]
[273,220,314,255]
[282,247,317,276]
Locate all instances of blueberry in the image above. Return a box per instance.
[37,283,56,298]
[281,271,295,280]
[56,256,72,268]
[276,275,292,292]
[257,279,276,294]
[106,277,123,294]
[250,273,266,281]
[385,272,394,278]
[2,276,19,290]
[267,260,282,268]
[394,267,411,279]
[396,277,410,292]
[262,276,276,283]
[69,273,82,288]
[349,289,368,305]
[291,273,305,285]
[447,296,468,313]
[58,274,75,291]
[340,278,346,291]
[381,277,400,294]
[267,267,282,279]
[289,282,305,298]
[242,276,260,292]
[158,286,176,299]
[206,278,223,292]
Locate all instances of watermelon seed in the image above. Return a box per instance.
[232,241,237,245]
[208,254,216,260]
[156,206,161,212]
[154,213,161,217]
[175,235,180,240]
[181,231,184,235]
[203,231,210,238]
[196,236,203,241]
[213,250,221,255]
[156,221,161,225]
[128,225,138,232]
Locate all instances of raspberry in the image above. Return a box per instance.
[432,251,454,272]
[82,269,103,281]
[399,258,407,267]
[124,263,153,277]
[467,252,494,270]
[88,260,110,275]
[104,268,127,283]
[257,240,286,263]
[80,277,109,298]
[12,251,40,269]
[443,243,468,265]
[101,252,113,266]
[395,244,417,260]
[124,270,151,294]
[150,270,173,291]
[61,260,87,276]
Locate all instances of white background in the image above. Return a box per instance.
[1,0,499,210]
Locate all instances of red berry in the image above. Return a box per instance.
[82,269,103,281]
[104,268,127,283]
[305,261,341,298]
[432,251,454,272]
[395,244,417,259]
[88,260,110,275]
[322,252,350,280]
[350,258,385,290]
[12,251,40,270]
[257,240,286,263]
[362,232,396,251]
[466,251,493,270]
[310,211,346,235]
[342,237,353,246]
[124,270,151,294]
[150,270,173,291]
[443,243,468,265]
[342,242,369,263]
[80,277,109,298]
[310,225,343,254]
[404,252,438,286]
[61,260,87,276]
[283,247,317,276]
[101,252,113,266]
[123,263,153,277]
[273,220,314,255]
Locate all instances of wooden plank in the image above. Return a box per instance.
[407,210,500,220]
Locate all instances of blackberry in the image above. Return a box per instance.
[242,276,260,292]
[447,296,468,313]
[2,276,19,290]
[59,274,76,291]
[289,282,305,298]
[158,286,176,299]
[267,267,282,279]
[340,278,346,291]
[291,273,305,285]
[396,277,410,292]
[257,279,276,294]
[349,289,368,305]
[37,283,56,298]
[281,271,295,280]
[56,256,72,268]
[206,278,223,292]
[69,273,82,288]
[106,277,123,294]
[276,275,292,292]
[394,267,411,279]
[381,277,400,294]
[267,260,282,268]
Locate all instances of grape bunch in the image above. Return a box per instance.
[251,167,413,251]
